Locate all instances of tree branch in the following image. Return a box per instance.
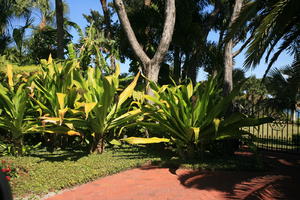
[152,0,176,65]
[114,0,150,65]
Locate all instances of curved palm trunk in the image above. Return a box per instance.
[55,0,64,59]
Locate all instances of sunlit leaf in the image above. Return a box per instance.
[56,93,66,110]
[47,54,53,64]
[118,72,140,107]
[122,137,170,144]
[192,127,200,143]
[7,64,13,88]
[84,102,97,119]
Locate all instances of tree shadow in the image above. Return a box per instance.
[111,145,174,160]
[177,151,300,200]
[29,149,88,162]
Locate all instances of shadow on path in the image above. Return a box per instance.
[177,151,300,200]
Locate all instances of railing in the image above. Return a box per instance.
[243,104,300,153]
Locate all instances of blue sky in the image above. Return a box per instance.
[13,0,294,80]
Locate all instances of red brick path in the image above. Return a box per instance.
[46,151,300,200]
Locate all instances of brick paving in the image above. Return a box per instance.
[46,151,300,200]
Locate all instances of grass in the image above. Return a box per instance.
[1,145,265,199]
[245,122,300,150]
[2,146,161,199]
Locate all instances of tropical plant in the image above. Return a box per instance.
[69,64,141,153]
[0,65,37,156]
[264,54,300,120]
[30,54,81,151]
[228,0,300,77]
[124,77,272,159]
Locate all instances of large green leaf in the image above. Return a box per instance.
[122,137,170,144]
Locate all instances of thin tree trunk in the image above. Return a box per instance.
[183,0,222,81]
[174,46,181,83]
[187,60,197,84]
[91,134,105,154]
[100,0,116,71]
[55,0,64,59]
[114,0,176,96]
[223,0,243,96]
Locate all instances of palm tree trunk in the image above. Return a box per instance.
[55,0,64,59]
[100,0,116,71]
[223,0,243,96]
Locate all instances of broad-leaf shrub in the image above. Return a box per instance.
[124,77,273,159]
[0,65,37,156]
[69,65,141,153]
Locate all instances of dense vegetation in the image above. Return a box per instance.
[0,0,299,198]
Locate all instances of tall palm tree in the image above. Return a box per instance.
[55,0,64,59]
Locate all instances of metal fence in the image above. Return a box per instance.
[242,104,300,153]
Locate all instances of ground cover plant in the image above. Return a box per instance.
[2,145,267,199]
[2,147,160,199]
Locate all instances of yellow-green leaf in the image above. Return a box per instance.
[213,118,221,133]
[66,130,81,136]
[187,81,193,99]
[192,127,200,143]
[110,139,122,146]
[40,117,60,125]
[114,63,120,77]
[122,137,170,144]
[58,108,68,124]
[57,93,66,109]
[75,102,85,109]
[47,54,53,64]
[7,64,13,88]
[65,123,74,130]
[118,72,140,106]
[84,102,97,118]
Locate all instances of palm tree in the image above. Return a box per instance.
[55,0,64,59]
[229,0,300,77]
[265,53,300,121]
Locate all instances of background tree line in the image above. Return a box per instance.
[0,0,299,108]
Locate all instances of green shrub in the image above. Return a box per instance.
[124,77,273,159]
